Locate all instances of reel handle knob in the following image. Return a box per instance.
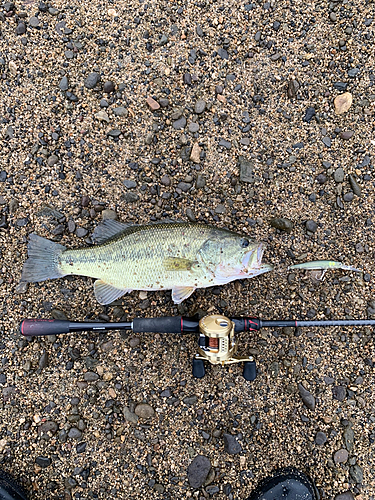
[243,360,257,381]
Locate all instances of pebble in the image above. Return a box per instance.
[239,156,254,183]
[348,68,359,78]
[322,136,331,147]
[128,336,140,347]
[196,174,206,188]
[303,107,315,122]
[134,403,154,419]
[348,175,361,196]
[223,433,242,454]
[107,129,121,138]
[334,167,345,183]
[287,79,299,98]
[38,421,58,437]
[297,383,315,410]
[84,72,100,89]
[187,455,211,488]
[219,139,232,149]
[29,16,40,27]
[16,22,26,34]
[103,81,115,93]
[38,352,48,370]
[215,204,226,214]
[173,116,187,129]
[146,97,160,111]
[349,465,363,484]
[190,143,201,163]
[101,209,117,220]
[305,220,318,233]
[94,110,109,122]
[332,385,346,401]
[113,106,128,117]
[35,457,51,468]
[68,427,82,440]
[343,192,354,203]
[340,130,354,140]
[269,218,293,233]
[123,407,138,424]
[188,122,199,133]
[333,449,349,464]
[59,76,69,91]
[76,227,88,238]
[84,372,99,382]
[315,431,327,445]
[186,208,196,221]
[123,180,137,189]
[343,426,354,452]
[334,92,353,114]
[160,175,171,186]
[194,99,206,114]
[334,493,354,500]
[51,309,68,320]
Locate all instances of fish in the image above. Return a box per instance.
[21,220,273,305]
[288,260,361,272]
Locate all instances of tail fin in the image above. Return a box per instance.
[21,234,67,283]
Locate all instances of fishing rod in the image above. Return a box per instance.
[19,315,375,381]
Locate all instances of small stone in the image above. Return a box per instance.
[76,442,86,453]
[103,81,115,93]
[135,403,154,419]
[190,143,201,163]
[187,455,211,488]
[218,48,229,60]
[287,79,299,98]
[332,385,346,401]
[269,218,293,233]
[305,220,318,233]
[334,449,349,464]
[84,372,99,382]
[123,407,138,424]
[316,173,327,184]
[15,282,28,294]
[334,167,345,183]
[343,426,354,451]
[101,209,117,220]
[107,129,121,138]
[160,175,171,186]
[59,76,69,91]
[173,116,187,129]
[38,421,58,437]
[315,431,327,445]
[146,97,160,111]
[303,107,315,122]
[123,180,137,189]
[343,192,354,203]
[223,433,242,454]
[194,99,206,114]
[51,309,68,320]
[334,493,354,500]
[349,465,363,484]
[334,92,353,114]
[123,192,139,203]
[196,174,206,189]
[35,457,51,468]
[76,227,88,238]
[298,383,315,410]
[322,136,331,147]
[84,72,100,89]
[67,220,76,233]
[215,204,226,214]
[183,396,197,406]
[183,73,192,85]
[128,336,140,347]
[29,16,40,27]
[329,12,337,22]
[100,99,109,108]
[219,139,232,149]
[188,122,199,133]
[94,110,109,122]
[39,352,48,370]
[348,68,359,78]
[64,51,74,59]
[340,131,353,140]
[348,175,361,196]
[68,427,82,440]
[186,208,196,222]
[16,22,26,34]
[113,106,128,117]
[239,156,254,183]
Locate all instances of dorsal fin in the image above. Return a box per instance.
[91,220,130,244]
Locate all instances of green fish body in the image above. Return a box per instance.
[21,221,273,305]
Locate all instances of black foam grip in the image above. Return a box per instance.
[20,319,71,337]
[132,316,184,334]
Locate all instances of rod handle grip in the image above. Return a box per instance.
[20,319,70,337]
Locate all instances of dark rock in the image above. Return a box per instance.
[103,81,115,93]
[123,192,139,202]
[223,433,242,454]
[196,174,206,188]
[39,352,48,370]
[340,131,353,140]
[84,372,99,382]
[172,116,187,130]
[287,80,300,98]
[107,129,121,138]
[298,383,315,410]
[194,99,206,114]
[36,457,51,468]
[305,220,318,233]
[16,22,26,34]
[187,455,211,488]
[239,156,254,183]
[315,431,327,445]
[76,442,86,453]
[183,396,197,406]
[332,385,346,401]
[343,426,354,451]
[270,218,293,233]
[38,421,58,437]
[218,48,229,60]
[348,175,361,196]
[349,465,363,484]
[303,107,315,122]
[334,449,348,464]
[219,139,232,149]
[334,492,355,500]
[84,72,100,89]
[322,136,331,147]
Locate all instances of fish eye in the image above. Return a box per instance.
[240,238,249,248]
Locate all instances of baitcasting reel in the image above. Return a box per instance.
[193,314,256,380]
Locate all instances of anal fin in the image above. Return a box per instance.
[94,280,132,305]
[171,286,196,304]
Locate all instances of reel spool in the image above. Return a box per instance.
[192,314,257,381]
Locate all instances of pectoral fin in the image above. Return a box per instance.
[163,257,197,271]
[171,286,196,304]
[94,280,132,305]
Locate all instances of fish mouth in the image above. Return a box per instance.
[241,244,273,276]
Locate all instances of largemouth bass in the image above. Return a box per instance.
[21,220,273,305]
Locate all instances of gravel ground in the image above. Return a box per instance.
[0,0,374,499]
